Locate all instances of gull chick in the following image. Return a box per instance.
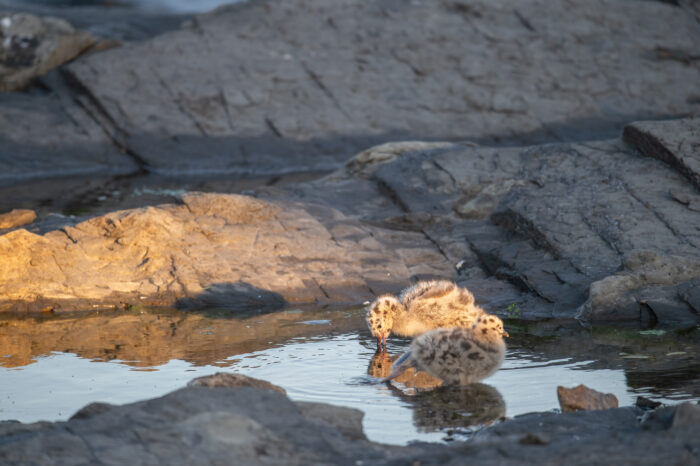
[382,314,508,386]
[366,280,485,348]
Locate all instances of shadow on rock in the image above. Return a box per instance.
[175,281,286,315]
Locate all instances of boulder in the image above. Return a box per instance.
[557,384,619,412]
[0,13,97,91]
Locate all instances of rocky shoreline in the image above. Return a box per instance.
[1,374,698,465]
[1,0,699,463]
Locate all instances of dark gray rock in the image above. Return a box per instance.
[57,0,700,176]
[0,12,97,91]
[1,384,698,466]
[294,119,700,327]
[0,87,139,186]
[624,118,700,190]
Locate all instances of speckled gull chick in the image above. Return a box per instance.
[381,314,509,386]
[366,280,485,348]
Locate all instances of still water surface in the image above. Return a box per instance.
[1,307,698,445]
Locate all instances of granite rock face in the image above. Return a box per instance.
[0,12,97,91]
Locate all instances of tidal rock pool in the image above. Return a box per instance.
[0,306,698,445]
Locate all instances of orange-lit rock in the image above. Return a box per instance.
[0,192,448,312]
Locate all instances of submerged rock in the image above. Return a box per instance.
[557,384,619,412]
[188,373,287,394]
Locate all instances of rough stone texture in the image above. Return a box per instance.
[296,402,367,442]
[577,250,700,327]
[60,0,700,175]
[0,387,399,466]
[0,13,97,91]
[1,385,698,466]
[2,119,699,327]
[188,373,286,394]
[0,85,139,186]
[557,384,619,412]
[0,191,451,312]
[2,0,699,183]
[284,118,699,327]
[624,118,700,190]
[0,208,35,229]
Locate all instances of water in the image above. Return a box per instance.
[0,307,698,445]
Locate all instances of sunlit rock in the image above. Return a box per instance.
[557,384,619,412]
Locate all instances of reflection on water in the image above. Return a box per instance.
[0,307,699,445]
[367,351,504,437]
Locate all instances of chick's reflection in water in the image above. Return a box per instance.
[367,351,505,432]
[368,350,442,390]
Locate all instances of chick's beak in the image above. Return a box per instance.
[502,330,510,338]
[376,332,388,349]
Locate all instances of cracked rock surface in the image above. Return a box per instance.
[2,0,700,180]
[2,119,698,329]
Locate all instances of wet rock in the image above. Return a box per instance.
[557,384,619,412]
[187,373,286,394]
[0,192,445,312]
[0,13,97,91]
[0,208,35,229]
[69,402,115,420]
[642,402,700,431]
[636,396,662,410]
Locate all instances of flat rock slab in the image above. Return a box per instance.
[0,88,138,186]
[59,0,700,175]
[0,192,451,312]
